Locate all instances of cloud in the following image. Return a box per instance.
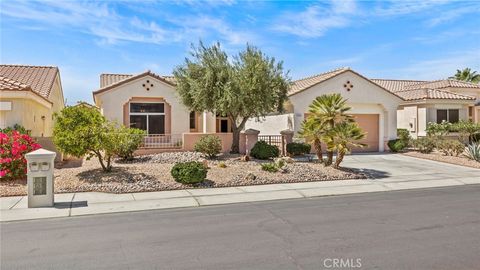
[273,0,478,39]
[388,50,480,80]
[372,0,450,16]
[0,0,252,46]
[413,29,480,44]
[426,3,480,27]
[272,0,357,38]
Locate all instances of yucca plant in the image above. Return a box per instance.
[464,143,480,162]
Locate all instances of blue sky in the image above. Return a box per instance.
[1,0,479,105]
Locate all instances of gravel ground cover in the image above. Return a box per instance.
[1,152,365,197]
[402,151,480,169]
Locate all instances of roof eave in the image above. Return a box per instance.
[92,71,176,97]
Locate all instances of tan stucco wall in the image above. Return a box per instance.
[445,87,480,123]
[0,98,51,136]
[0,74,64,137]
[182,133,233,153]
[197,111,217,133]
[397,101,471,137]
[245,113,294,134]
[288,71,402,152]
[95,75,195,135]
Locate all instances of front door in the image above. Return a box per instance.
[220,119,229,133]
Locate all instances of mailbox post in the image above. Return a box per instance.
[25,148,56,208]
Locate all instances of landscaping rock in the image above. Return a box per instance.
[245,173,256,181]
[1,152,365,197]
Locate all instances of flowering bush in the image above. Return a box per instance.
[0,130,41,180]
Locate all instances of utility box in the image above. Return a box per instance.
[25,148,56,208]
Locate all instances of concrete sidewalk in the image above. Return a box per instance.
[2,174,479,222]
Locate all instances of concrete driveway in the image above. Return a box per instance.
[341,153,479,183]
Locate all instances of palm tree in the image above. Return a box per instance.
[326,122,366,169]
[298,117,326,162]
[308,93,354,165]
[449,68,480,83]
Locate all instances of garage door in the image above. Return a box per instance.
[351,114,379,152]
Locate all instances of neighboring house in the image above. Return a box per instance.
[245,67,479,151]
[286,68,403,152]
[92,71,233,141]
[0,64,65,159]
[373,78,479,137]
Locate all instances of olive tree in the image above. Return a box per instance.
[174,42,289,153]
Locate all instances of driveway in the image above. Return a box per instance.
[341,153,479,182]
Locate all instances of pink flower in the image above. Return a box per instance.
[0,170,7,178]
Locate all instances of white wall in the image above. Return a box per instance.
[94,75,190,135]
[244,113,294,134]
[288,70,402,151]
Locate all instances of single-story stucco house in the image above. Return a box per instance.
[0,64,66,159]
[245,67,480,151]
[92,71,236,134]
[93,67,479,153]
[92,71,236,153]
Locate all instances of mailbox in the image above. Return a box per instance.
[25,148,56,208]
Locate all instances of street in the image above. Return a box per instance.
[2,185,480,270]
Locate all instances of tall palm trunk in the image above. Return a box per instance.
[333,151,345,169]
[325,119,334,166]
[314,138,323,163]
[326,151,334,166]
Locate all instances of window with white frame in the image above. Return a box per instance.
[436,109,459,123]
[129,103,165,134]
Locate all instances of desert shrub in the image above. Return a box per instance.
[452,120,480,143]
[171,161,207,184]
[412,137,435,154]
[286,142,311,156]
[274,158,286,169]
[261,163,279,173]
[472,133,480,143]
[250,140,280,160]
[54,105,120,172]
[437,139,465,156]
[0,124,29,135]
[426,121,451,138]
[464,143,480,162]
[194,135,222,159]
[0,130,41,180]
[387,139,406,152]
[218,162,227,168]
[114,126,145,161]
[397,128,411,146]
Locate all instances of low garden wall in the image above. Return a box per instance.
[183,133,234,153]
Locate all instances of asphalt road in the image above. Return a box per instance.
[2,185,480,270]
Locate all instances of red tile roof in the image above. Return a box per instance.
[93,70,176,96]
[100,73,133,88]
[289,67,349,95]
[396,88,475,101]
[0,76,30,91]
[370,79,426,93]
[403,79,480,90]
[0,64,59,99]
